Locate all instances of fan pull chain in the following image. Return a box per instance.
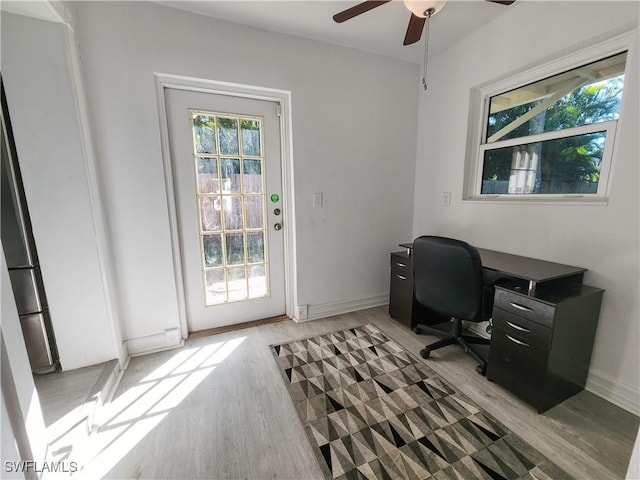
[422,8,434,91]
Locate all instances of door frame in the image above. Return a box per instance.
[154,73,298,338]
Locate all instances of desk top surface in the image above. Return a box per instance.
[398,243,586,283]
[477,248,586,282]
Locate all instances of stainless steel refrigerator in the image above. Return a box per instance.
[1,81,59,374]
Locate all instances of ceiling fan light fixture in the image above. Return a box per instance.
[403,0,446,18]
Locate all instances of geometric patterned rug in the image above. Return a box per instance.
[270,324,573,480]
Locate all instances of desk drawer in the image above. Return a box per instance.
[493,309,552,350]
[390,254,413,291]
[390,271,413,300]
[494,288,555,327]
[487,326,548,408]
[390,256,412,278]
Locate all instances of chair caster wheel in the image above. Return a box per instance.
[476,364,486,375]
[420,348,430,359]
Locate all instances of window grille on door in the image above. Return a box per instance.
[191,111,269,305]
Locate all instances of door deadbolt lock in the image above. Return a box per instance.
[274,208,281,216]
[274,223,282,231]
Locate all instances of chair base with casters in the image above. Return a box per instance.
[414,318,490,374]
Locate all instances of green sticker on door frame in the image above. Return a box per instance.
[270,193,280,203]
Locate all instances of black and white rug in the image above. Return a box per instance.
[271,324,572,480]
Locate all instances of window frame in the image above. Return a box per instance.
[463,31,634,203]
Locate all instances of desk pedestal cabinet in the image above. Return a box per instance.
[389,252,448,329]
[487,284,604,413]
[389,252,413,328]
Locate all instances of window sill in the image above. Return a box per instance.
[463,196,609,206]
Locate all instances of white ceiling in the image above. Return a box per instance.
[155,0,518,64]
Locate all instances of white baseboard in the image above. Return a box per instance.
[124,331,184,357]
[295,294,388,323]
[99,358,127,404]
[586,367,640,415]
[85,359,121,431]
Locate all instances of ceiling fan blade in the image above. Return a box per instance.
[403,14,426,46]
[333,0,391,23]
[486,0,516,5]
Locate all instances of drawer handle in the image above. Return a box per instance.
[396,274,407,280]
[395,262,407,268]
[506,334,530,347]
[506,321,530,333]
[509,302,533,312]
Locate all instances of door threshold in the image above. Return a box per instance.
[188,314,289,339]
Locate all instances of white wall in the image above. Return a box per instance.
[2,12,121,370]
[412,1,639,412]
[71,1,418,345]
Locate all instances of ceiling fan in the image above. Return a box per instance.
[333,0,515,46]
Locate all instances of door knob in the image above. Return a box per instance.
[274,223,282,231]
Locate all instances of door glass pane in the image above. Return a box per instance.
[248,265,266,298]
[227,267,247,302]
[196,157,219,194]
[202,234,223,268]
[205,269,226,304]
[247,232,265,263]
[223,196,243,231]
[244,196,263,229]
[218,117,239,155]
[191,111,269,306]
[221,158,241,193]
[225,233,245,265]
[193,115,216,154]
[241,119,261,156]
[199,197,221,232]
[243,159,262,193]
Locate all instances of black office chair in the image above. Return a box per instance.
[412,236,493,375]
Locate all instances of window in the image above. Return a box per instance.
[465,36,631,202]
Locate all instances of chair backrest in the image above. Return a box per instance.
[413,236,485,322]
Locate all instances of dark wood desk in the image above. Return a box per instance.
[399,242,588,295]
[390,243,604,413]
[477,248,586,296]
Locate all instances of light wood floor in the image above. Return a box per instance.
[41,307,639,479]
[35,361,108,427]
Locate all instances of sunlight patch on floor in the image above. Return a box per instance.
[55,336,246,478]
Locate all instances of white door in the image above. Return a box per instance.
[165,88,285,332]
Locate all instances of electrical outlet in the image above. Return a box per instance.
[442,192,451,206]
[313,193,323,208]
[298,304,309,320]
